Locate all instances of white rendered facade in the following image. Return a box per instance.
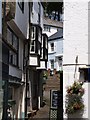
[63,2,89,119]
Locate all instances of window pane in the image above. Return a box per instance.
[51,60,54,69]
[25,43,28,58]
[38,43,41,55]
[9,51,18,66]
[38,30,41,43]
[9,51,13,64]
[51,43,54,51]
[13,35,18,50]
[13,54,17,65]
[7,29,19,51]
[41,49,43,59]
[38,2,41,24]
[30,40,35,52]
[45,50,47,59]
[7,29,12,45]
[31,26,36,40]
[45,38,47,49]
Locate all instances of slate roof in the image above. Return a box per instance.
[43,17,63,28]
[48,29,63,41]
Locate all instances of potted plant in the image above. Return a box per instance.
[43,72,48,84]
[65,81,85,118]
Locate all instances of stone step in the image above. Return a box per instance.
[45,84,60,86]
[45,87,60,91]
[46,81,60,85]
[46,80,60,82]
[45,85,60,89]
[45,74,60,91]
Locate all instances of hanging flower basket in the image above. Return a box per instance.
[65,81,85,116]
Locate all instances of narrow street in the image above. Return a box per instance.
[1,1,89,119]
[29,74,60,119]
[31,89,50,119]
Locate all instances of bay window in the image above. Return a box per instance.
[30,24,42,55]
[29,24,42,66]
[41,34,48,61]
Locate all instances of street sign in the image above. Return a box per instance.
[50,90,58,109]
[50,90,60,119]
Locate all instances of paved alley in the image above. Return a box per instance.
[29,74,60,119]
[31,90,50,119]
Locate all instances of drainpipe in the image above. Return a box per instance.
[25,2,32,118]
[28,1,32,111]
[25,68,28,118]
[2,1,6,34]
[2,2,9,120]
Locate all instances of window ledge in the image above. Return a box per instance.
[48,51,56,54]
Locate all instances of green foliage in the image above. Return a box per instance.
[43,72,48,79]
[46,2,63,14]
[44,2,63,21]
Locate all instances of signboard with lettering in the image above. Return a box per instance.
[50,90,58,109]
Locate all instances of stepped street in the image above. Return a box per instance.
[28,73,60,119]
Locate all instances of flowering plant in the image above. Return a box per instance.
[66,81,84,97]
[65,81,85,114]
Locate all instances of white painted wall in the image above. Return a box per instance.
[15,2,29,39]
[48,38,63,71]
[63,2,88,118]
[88,2,90,119]
[31,2,43,28]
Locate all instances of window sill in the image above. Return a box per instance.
[48,51,56,54]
